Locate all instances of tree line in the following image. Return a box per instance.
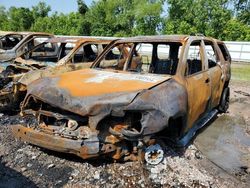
[0,0,249,41]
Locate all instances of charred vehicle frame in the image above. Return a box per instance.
[12,35,231,163]
[0,32,54,63]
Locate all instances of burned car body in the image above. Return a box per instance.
[0,37,113,111]
[0,36,92,73]
[12,35,231,162]
[0,32,53,63]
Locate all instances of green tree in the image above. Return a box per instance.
[233,0,250,25]
[31,12,90,35]
[86,0,134,36]
[86,0,163,36]
[132,0,163,35]
[0,6,8,30]
[7,7,34,31]
[223,18,250,40]
[163,0,203,34]
[164,0,232,40]
[77,0,88,15]
[1,0,250,41]
[32,1,51,18]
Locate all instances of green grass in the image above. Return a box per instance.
[231,62,250,81]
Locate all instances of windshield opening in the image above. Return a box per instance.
[95,42,182,75]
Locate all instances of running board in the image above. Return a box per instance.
[177,109,218,147]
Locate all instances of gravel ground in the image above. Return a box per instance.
[0,81,249,188]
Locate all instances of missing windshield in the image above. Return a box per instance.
[96,42,182,75]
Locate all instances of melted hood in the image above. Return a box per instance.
[26,69,171,117]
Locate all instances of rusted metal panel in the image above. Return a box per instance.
[12,125,90,157]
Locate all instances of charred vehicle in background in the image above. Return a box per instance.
[0,32,53,63]
[0,37,113,111]
[12,35,231,164]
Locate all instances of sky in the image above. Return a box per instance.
[0,0,93,14]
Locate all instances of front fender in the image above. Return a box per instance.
[126,79,188,135]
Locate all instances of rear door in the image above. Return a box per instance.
[204,40,224,109]
[184,39,211,131]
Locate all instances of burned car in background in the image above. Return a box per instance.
[12,35,231,163]
[0,37,113,111]
[0,36,77,74]
[0,32,53,63]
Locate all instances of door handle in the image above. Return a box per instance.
[205,78,210,83]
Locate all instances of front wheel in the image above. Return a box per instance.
[218,87,230,113]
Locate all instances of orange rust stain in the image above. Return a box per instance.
[105,135,120,144]
[57,69,168,97]
[113,124,128,132]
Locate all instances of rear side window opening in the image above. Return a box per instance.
[218,43,231,62]
[204,41,219,68]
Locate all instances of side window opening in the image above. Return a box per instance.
[204,41,218,68]
[150,43,182,75]
[73,44,98,63]
[44,42,57,52]
[21,40,61,63]
[29,42,58,60]
[29,37,50,51]
[83,44,98,62]
[98,43,132,70]
[218,43,230,62]
[18,36,50,55]
[64,43,75,55]
[131,43,153,72]
[186,41,203,76]
[56,43,74,60]
[157,44,170,60]
[33,42,57,54]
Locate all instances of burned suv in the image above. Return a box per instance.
[12,35,231,163]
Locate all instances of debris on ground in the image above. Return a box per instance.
[0,81,248,188]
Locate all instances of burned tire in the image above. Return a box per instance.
[218,87,230,113]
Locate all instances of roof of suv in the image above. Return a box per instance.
[117,35,223,43]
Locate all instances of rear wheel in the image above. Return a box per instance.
[218,87,230,113]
